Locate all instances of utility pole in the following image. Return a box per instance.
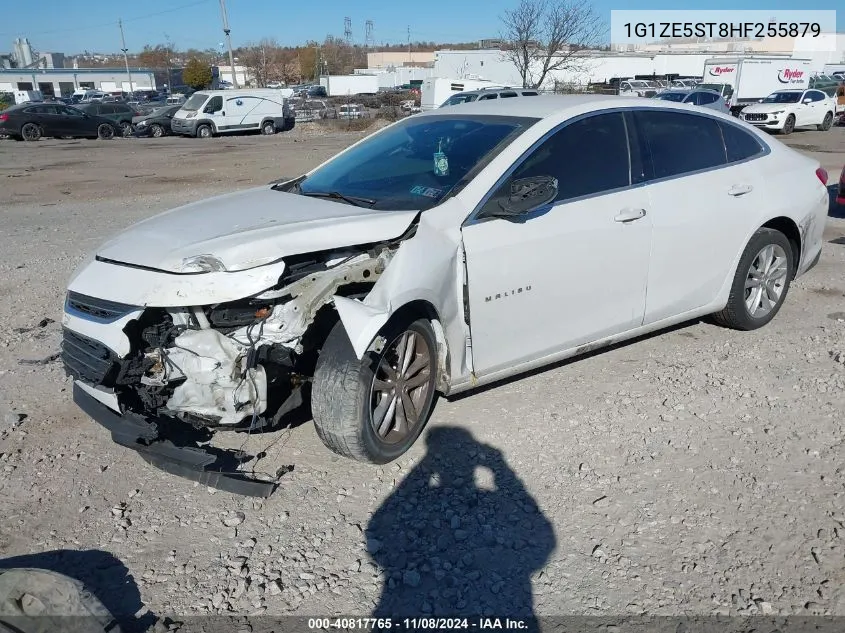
[118,19,133,94]
[218,0,238,88]
[164,33,174,93]
[407,26,411,57]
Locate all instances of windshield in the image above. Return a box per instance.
[762,91,802,104]
[291,115,536,211]
[655,92,687,102]
[442,93,479,106]
[181,93,208,111]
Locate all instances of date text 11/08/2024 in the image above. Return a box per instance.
[308,618,532,630]
[623,21,822,39]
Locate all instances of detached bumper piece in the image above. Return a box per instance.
[73,383,279,497]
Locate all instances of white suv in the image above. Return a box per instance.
[740,89,836,134]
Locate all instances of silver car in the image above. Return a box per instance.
[653,89,730,113]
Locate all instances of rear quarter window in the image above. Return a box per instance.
[720,122,766,163]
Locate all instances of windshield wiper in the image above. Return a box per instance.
[300,190,377,207]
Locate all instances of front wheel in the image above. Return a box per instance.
[818,112,833,131]
[120,121,133,137]
[196,124,212,138]
[311,318,439,464]
[781,114,795,135]
[712,228,794,330]
[150,123,165,138]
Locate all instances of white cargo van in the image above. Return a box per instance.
[14,90,44,104]
[420,78,506,110]
[702,56,812,114]
[171,88,295,138]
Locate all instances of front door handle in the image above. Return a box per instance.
[614,208,647,223]
[728,184,753,196]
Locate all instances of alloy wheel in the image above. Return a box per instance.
[368,329,433,445]
[21,123,41,141]
[744,244,788,318]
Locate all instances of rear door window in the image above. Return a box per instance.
[478,93,498,101]
[634,110,727,179]
[499,91,518,98]
[698,93,719,105]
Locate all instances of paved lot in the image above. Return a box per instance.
[0,122,844,628]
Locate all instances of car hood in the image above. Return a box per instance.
[742,102,798,113]
[95,187,419,273]
[132,114,165,124]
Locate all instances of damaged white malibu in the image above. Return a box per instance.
[63,95,828,495]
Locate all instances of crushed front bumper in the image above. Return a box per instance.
[73,383,279,497]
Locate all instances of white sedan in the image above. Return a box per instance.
[62,95,829,494]
[740,88,836,134]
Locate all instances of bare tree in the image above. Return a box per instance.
[500,0,604,89]
[239,38,287,87]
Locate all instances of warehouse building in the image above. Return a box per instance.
[0,68,157,97]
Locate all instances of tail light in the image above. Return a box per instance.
[0,113,8,122]
[816,167,828,185]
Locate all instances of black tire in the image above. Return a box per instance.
[712,227,794,331]
[781,114,795,135]
[311,318,439,464]
[818,112,833,131]
[97,123,114,140]
[119,121,132,137]
[196,123,212,138]
[261,120,276,135]
[21,122,41,141]
[150,123,165,138]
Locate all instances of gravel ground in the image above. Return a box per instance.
[0,124,844,630]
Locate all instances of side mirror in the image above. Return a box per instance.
[481,176,558,220]
[803,98,812,104]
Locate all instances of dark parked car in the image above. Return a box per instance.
[0,103,118,141]
[76,102,140,136]
[132,105,181,138]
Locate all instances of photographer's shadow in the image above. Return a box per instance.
[367,426,555,625]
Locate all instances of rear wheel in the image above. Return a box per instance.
[818,112,833,131]
[120,121,132,137]
[150,123,165,138]
[712,228,794,330]
[781,114,795,135]
[21,123,41,141]
[97,123,114,140]
[196,124,212,138]
[311,318,439,464]
[261,120,276,135]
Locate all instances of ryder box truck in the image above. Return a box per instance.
[702,56,813,115]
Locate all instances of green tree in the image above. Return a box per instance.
[183,58,212,89]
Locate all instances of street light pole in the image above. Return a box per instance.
[218,0,239,88]
[118,19,134,94]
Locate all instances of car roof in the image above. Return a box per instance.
[773,89,804,93]
[420,93,745,121]
[423,94,650,119]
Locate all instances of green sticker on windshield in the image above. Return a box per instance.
[433,151,449,177]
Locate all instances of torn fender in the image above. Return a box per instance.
[332,215,470,386]
[333,296,392,359]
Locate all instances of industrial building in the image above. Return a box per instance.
[0,68,157,97]
[431,33,845,88]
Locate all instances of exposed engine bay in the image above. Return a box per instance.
[68,245,395,432]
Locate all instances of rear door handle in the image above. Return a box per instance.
[614,208,647,223]
[728,184,754,196]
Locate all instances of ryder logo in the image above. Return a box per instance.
[778,69,805,84]
[709,66,735,76]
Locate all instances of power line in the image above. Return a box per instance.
[0,0,212,38]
